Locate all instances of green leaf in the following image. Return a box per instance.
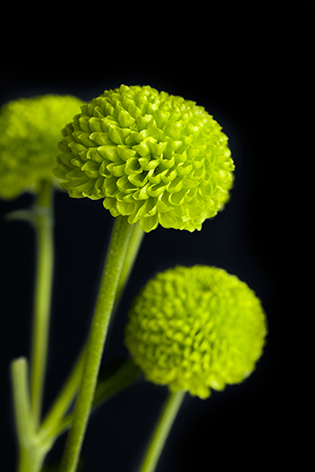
[47,358,141,440]
[92,358,141,409]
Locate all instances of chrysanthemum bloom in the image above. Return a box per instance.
[54,85,234,232]
[125,266,267,399]
[0,94,85,199]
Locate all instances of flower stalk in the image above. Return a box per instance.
[138,390,186,472]
[59,215,135,472]
[40,221,144,440]
[11,358,53,472]
[30,179,54,428]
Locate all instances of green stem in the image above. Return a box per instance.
[30,180,54,428]
[11,358,52,472]
[40,222,144,440]
[58,216,134,472]
[40,347,86,439]
[115,221,144,304]
[138,390,186,472]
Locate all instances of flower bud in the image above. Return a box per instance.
[125,266,267,399]
[0,95,84,199]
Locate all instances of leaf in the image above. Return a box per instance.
[49,358,141,440]
[92,358,141,409]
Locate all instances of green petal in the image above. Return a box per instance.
[108,125,131,145]
[97,145,119,162]
[118,110,136,128]
[81,161,100,178]
[106,162,126,178]
[89,132,112,146]
[139,215,159,232]
[116,200,136,215]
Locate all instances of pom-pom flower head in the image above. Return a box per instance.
[0,94,85,200]
[54,85,234,232]
[125,266,267,399]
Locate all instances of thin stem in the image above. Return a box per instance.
[30,180,54,428]
[59,216,134,472]
[11,358,52,472]
[115,221,144,304]
[138,390,186,472]
[40,347,86,439]
[41,222,144,439]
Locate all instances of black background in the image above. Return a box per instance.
[1,2,310,471]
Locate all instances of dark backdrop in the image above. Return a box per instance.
[1,2,309,471]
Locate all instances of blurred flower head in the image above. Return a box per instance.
[125,265,267,399]
[0,94,84,199]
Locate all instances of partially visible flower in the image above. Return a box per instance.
[125,266,267,399]
[55,85,234,232]
[0,94,85,199]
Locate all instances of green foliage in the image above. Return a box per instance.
[125,266,267,399]
[92,358,141,409]
[52,358,141,439]
[55,85,234,232]
[0,95,84,199]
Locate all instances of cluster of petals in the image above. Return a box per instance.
[0,95,84,199]
[55,85,234,232]
[125,266,267,399]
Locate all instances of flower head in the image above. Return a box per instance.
[0,94,85,200]
[125,266,267,399]
[54,85,234,232]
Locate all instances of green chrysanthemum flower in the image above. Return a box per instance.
[125,266,267,399]
[54,85,234,232]
[0,94,85,199]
